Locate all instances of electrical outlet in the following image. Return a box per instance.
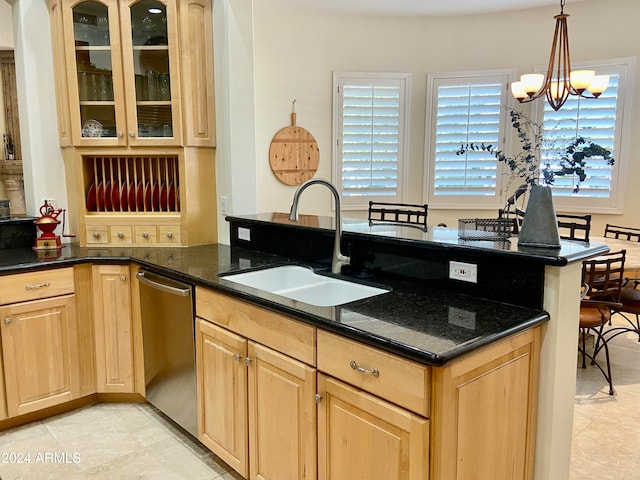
[449,261,478,283]
[238,227,251,242]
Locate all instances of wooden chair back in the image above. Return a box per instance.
[368,201,428,230]
[604,224,640,242]
[557,213,592,242]
[582,249,626,302]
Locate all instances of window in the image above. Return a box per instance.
[535,59,633,213]
[333,72,410,209]
[425,71,512,208]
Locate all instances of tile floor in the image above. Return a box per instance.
[0,402,242,480]
[0,312,638,480]
[570,311,640,479]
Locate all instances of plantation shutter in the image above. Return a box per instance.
[427,72,509,208]
[334,73,409,208]
[541,76,618,198]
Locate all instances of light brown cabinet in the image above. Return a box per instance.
[45,0,217,247]
[0,269,80,417]
[196,288,317,480]
[196,287,541,480]
[317,374,429,480]
[92,264,135,393]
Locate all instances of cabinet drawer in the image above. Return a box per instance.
[86,225,108,244]
[317,330,430,417]
[110,225,133,244]
[158,225,181,244]
[134,225,158,244]
[196,287,316,366]
[0,267,75,305]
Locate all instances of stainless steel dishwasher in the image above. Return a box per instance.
[137,269,197,437]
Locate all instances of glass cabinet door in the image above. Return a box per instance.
[71,0,121,141]
[121,0,181,145]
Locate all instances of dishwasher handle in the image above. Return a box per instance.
[136,271,192,297]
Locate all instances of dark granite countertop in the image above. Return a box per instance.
[0,242,550,366]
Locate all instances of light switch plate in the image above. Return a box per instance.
[238,227,251,242]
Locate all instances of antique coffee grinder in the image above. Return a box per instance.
[33,200,65,250]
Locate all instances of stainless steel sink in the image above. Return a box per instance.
[220,265,389,307]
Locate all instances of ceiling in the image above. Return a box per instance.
[270,0,583,17]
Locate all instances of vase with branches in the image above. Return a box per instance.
[456,107,615,247]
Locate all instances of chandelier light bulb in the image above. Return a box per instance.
[587,75,610,97]
[570,70,595,93]
[520,74,545,96]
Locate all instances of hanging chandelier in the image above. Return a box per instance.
[510,0,609,111]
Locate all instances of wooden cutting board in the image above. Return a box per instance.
[269,112,319,185]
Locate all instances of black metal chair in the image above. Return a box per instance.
[579,249,626,395]
[557,213,592,242]
[368,201,428,230]
[604,224,640,242]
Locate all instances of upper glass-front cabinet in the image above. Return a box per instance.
[66,0,181,146]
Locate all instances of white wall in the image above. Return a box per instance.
[0,1,13,49]
[252,0,640,233]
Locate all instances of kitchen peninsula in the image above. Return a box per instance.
[0,214,607,480]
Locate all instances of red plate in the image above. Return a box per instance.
[136,182,144,211]
[103,182,112,211]
[111,182,120,211]
[151,182,160,211]
[86,183,96,211]
[159,182,167,211]
[120,182,129,211]
[96,182,104,211]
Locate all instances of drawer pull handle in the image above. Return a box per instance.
[117,232,124,238]
[350,360,379,378]
[166,232,173,238]
[92,232,100,238]
[142,232,149,239]
[25,282,51,290]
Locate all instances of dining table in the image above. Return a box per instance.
[593,236,640,281]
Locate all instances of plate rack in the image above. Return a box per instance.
[84,155,180,213]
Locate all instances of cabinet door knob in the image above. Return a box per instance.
[244,357,253,366]
[350,360,380,378]
[128,131,134,137]
[117,130,123,137]
[142,232,149,239]
[117,232,124,238]
[4,317,11,324]
[314,393,323,404]
[233,353,242,362]
[120,275,126,282]
[93,231,100,238]
[166,232,173,238]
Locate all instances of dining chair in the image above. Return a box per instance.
[579,249,626,395]
[368,201,428,230]
[611,284,640,343]
[557,213,592,242]
[604,224,640,242]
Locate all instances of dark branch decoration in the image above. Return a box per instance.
[456,108,615,193]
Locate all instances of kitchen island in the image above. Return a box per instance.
[0,214,608,480]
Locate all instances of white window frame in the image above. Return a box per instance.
[424,69,515,209]
[533,57,635,214]
[332,72,410,210]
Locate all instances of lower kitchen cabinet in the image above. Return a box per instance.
[196,318,317,480]
[317,374,429,480]
[197,319,248,476]
[92,264,135,393]
[0,295,80,417]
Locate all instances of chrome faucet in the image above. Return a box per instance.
[289,179,350,274]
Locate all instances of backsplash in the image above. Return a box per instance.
[0,217,37,249]
[227,214,546,310]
